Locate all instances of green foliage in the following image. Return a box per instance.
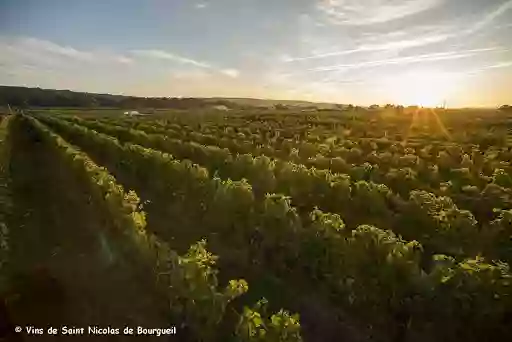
[423,255,512,341]
[161,239,249,341]
[493,168,512,188]
[25,115,275,341]
[236,298,302,342]
[0,116,13,288]
[32,112,512,341]
[398,190,480,256]
[62,115,512,234]
[489,209,512,263]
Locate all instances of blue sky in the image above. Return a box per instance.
[1,0,511,107]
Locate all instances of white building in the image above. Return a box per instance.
[123,110,146,116]
[213,105,230,111]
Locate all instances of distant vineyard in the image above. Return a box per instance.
[2,108,512,342]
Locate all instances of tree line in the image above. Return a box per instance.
[1,85,510,112]
[0,86,236,109]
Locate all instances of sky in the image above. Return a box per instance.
[0,0,511,107]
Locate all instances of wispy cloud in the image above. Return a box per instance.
[115,56,134,65]
[288,1,512,63]
[132,49,239,78]
[195,3,208,10]
[465,0,512,35]
[307,48,504,72]
[468,61,512,75]
[18,37,96,62]
[169,68,240,82]
[483,61,512,70]
[221,69,240,78]
[317,0,443,26]
[131,49,212,68]
[284,33,452,62]
[0,36,133,68]
[441,60,512,80]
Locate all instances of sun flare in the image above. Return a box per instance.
[384,70,460,107]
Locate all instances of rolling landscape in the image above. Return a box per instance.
[1,1,512,342]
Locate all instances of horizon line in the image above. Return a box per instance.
[0,84,508,110]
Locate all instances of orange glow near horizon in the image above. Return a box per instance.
[382,70,461,108]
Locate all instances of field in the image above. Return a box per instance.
[1,107,512,342]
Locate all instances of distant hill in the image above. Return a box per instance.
[207,97,341,109]
[0,85,218,109]
[0,85,342,110]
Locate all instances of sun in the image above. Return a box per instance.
[395,84,443,107]
[384,70,459,107]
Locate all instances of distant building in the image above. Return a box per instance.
[123,110,146,116]
[301,108,317,112]
[213,105,230,111]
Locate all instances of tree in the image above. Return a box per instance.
[0,85,215,109]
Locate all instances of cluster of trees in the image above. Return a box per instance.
[0,86,236,109]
